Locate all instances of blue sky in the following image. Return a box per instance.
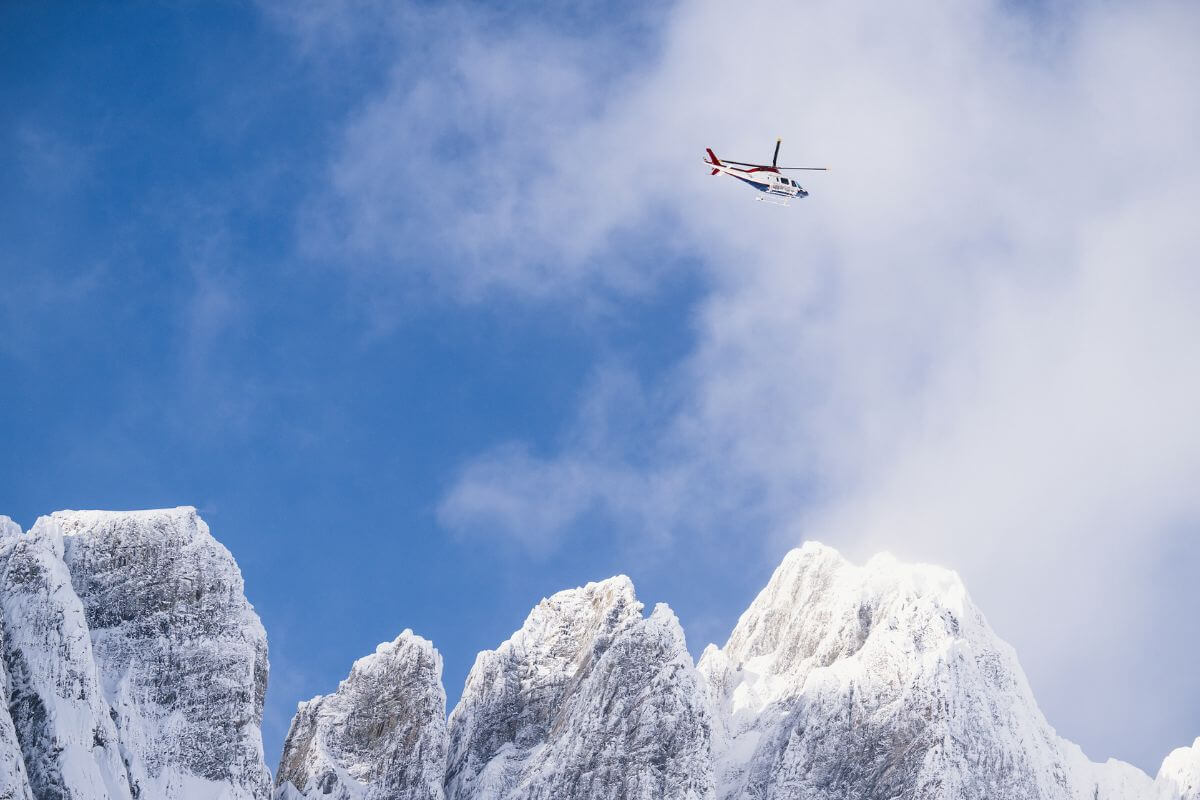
[0,0,737,765]
[3,0,1198,776]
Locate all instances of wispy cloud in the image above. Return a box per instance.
[271,0,682,329]
[438,366,696,553]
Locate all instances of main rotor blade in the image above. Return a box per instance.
[772,138,782,167]
[718,160,829,171]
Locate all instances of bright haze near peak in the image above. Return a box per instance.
[2,0,1198,776]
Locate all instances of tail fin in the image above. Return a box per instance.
[705,148,722,168]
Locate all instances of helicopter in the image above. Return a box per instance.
[704,138,826,205]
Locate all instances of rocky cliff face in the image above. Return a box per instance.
[0,507,270,800]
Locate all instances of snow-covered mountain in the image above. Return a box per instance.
[0,506,1193,800]
[696,542,1156,800]
[278,543,1196,800]
[0,508,270,800]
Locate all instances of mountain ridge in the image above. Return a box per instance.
[278,537,1194,800]
[0,507,1191,800]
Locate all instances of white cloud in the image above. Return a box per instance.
[297,0,1200,771]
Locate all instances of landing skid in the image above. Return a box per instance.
[756,194,791,207]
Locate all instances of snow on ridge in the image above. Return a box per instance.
[342,629,445,701]
[50,505,209,542]
[466,573,643,676]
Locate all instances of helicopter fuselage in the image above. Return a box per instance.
[713,163,809,199]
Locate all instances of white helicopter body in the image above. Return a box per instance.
[704,138,826,205]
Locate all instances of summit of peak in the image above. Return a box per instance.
[51,505,198,526]
[779,539,848,568]
[530,573,642,626]
[45,506,215,547]
[709,541,987,699]
[767,542,968,612]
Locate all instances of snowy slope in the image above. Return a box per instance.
[274,630,448,800]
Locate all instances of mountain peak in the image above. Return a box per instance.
[445,574,711,800]
[275,628,448,800]
[719,541,973,683]
[1159,738,1200,800]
